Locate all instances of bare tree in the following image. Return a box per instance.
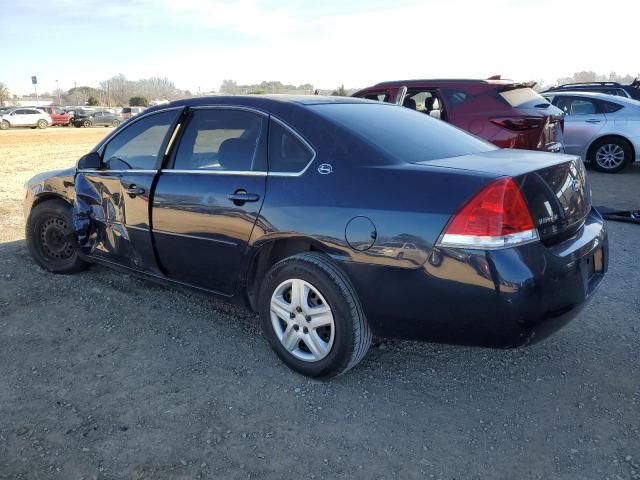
[0,82,10,106]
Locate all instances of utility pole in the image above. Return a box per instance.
[56,79,60,105]
[31,76,39,105]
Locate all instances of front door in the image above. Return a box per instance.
[552,96,606,157]
[151,107,268,295]
[10,109,31,126]
[74,108,183,272]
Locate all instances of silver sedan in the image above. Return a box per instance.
[542,91,640,173]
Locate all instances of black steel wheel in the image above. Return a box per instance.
[26,200,88,274]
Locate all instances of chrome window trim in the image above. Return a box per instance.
[267,116,317,177]
[160,169,267,176]
[77,169,158,174]
[189,104,269,117]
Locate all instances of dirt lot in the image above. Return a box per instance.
[0,128,639,479]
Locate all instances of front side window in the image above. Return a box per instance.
[268,120,314,174]
[362,91,390,103]
[102,110,179,170]
[404,90,441,115]
[173,109,267,171]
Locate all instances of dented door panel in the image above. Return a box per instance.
[73,171,159,273]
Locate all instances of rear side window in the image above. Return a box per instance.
[599,100,623,113]
[552,96,621,115]
[268,120,314,173]
[173,109,267,171]
[103,110,179,170]
[311,103,496,163]
[442,89,473,107]
[499,87,549,108]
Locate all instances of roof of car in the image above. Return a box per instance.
[541,90,640,106]
[372,78,514,87]
[167,95,369,108]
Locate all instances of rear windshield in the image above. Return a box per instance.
[311,103,497,163]
[499,87,550,108]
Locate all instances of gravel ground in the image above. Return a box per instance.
[0,129,639,479]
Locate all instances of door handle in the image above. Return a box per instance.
[126,184,145,197]
[227,190,260,205]
[585,119,602,124]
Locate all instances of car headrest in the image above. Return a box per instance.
[402,97,417,110]
[218,138,254,171]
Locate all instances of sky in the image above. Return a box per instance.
[1,0,638,95]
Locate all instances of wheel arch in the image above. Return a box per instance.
[28,193,73,223]
[586,134,635,163]
[243,236,335,312]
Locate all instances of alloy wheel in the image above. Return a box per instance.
[270,278,335,362]
[595,143,625,170]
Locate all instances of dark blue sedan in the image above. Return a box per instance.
[23,95,608,377]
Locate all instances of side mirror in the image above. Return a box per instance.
[77,152,102,170]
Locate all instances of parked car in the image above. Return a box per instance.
[543,80,640,101]
[23,96,607,377]
[121,106,145,119]
[0,108,51,129]
[37,106,71,126]
[541,91,640,173]
[353,78,565,152]
[72,110,123,128]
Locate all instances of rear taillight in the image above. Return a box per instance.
[490,117,544,131]
[438,177,538,249]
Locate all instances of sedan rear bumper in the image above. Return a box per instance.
[340,208,608,347]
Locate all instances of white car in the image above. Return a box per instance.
[542,91,640,173]
[0,108,52,130]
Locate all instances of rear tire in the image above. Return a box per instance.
[26,199,88,274]
[37,119,48,129]
[83,120,92,128]
[112,120,120,127]
[259,252,371,377]
[589,137,632,173]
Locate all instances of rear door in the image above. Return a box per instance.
[151,107,268,295]
[75,108,183,272]
[551,96,606,156]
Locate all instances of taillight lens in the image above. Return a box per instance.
[491,117,544,131]
[438,177,538,249]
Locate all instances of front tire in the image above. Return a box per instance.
[111,120,120,127]
[83,120,92,128]
[590,138,632,173]
[0,120,9,130]
[26,200,88,274]
[259,252,372,377]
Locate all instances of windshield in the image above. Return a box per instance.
[311,102,497,162]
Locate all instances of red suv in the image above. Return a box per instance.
[353,78,565,152]
[38,106,71,126]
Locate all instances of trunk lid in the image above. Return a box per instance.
[418,149,592,243]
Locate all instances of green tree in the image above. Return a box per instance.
[87,96,99,106]
[129,96,149,107]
